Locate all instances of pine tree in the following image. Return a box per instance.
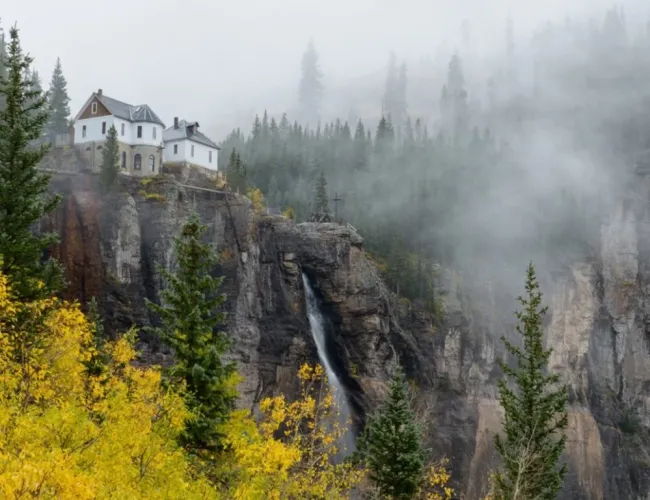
[356,366,425,499]
[45,57,70,141]
[100,125,120,192]
[146,213,237,453]
[314,171,329,213]
[298,39,323,126]
[493,263,568,500]
[0,25,63,300]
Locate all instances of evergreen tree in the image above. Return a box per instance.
[226,149,248,194]
[146,213,237,453]
[298,39,323,126]
[493,263,568,500]
[382,53,398,119]
[45,57,70,141]
[100,125,120,192]
[314,171,329,213]
[0,25,63,300]
[0,23,7,111]
[356,366,425,499]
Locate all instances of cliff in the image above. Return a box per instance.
[42,170,650,499]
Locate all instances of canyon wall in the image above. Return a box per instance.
[43,169,650,499]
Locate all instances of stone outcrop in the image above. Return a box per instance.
[43,171,650,499]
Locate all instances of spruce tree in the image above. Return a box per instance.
[146,213,237,453]
[0,23,6,112]
[45,57,70,141]
[493,263,568,500]
[356,366,425,499]
[0,25,63,300]
[226,149,248,194]
[100,124,120,192]
[298,39,323,126]
[314,171,329,213]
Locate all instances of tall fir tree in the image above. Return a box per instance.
[382,53,399,120]
[493,263,568,500]
[146,213,237,453]
[314,171,329,213]
[226,148,248,194]
[45,57,70,141]
[0,22,6,111]
[356,365,425,499]
[298,39,323,126]
[0,25,63,300]
[100,125,120,192]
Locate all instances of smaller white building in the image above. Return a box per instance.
[163,118,220,170]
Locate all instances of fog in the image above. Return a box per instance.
[3,0,646,136]
[5,0,650,301]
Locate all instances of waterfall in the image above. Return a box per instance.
[302,273,356,456]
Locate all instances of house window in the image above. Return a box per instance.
[191,144,195,157]
[148,155,155,172]
[91,102,97,114]
[209,150,212,163]
[121,123,125,136]
[102,122,106,134]
[152,127,156,140]
[134,154,141,170]
[82,125,87,138]
[121,151,127,169]
[173,144,178,154]
[137,126,142,138]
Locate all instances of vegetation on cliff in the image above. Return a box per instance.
[99,125,120,192]
[146,213,237,454]
[492,263,568,500]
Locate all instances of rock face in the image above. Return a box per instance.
[44,171,650,499]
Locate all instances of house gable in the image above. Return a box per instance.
[77,96,112,120]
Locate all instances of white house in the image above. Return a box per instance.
[163,118,220,171]
[72,89,165,175]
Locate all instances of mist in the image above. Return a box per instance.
[4,0,650,301]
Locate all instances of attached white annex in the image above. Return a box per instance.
[163,118,221,170]
[72,89,165,175]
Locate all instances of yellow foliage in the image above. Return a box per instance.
[282,206,295,220]
[0,272,215,499]
[138,189,167,202]
[246,187,266,214]
[216,363,363,499]
[419,459,455,499]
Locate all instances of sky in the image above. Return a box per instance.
[2,0,646,139]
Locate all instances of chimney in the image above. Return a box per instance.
[174,117,179,129]
[97,88,103,97]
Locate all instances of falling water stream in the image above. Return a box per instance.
[302,274,356,457]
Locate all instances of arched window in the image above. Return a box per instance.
[121,151,127,169]
[148,155,155,171]
[134,153,142,170]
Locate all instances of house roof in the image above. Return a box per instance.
[75,92,165,127]
[163,119,220,149]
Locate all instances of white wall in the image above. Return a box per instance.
[163,138,219,170]
[74,116,113,143]
[74,115,163,148]
[163,139,187,163]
